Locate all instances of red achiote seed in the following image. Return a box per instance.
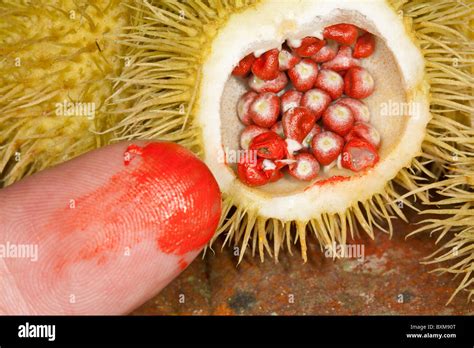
[278,49,301,71]
[282,106,317,143]
[302,124,322,149]
[271,121,285,138]
[262,159,284,183]
[237,91,257,126]
[291,37,326,57]
[353,32,376,59]
[323,23,359,45]
[322,46,359,72]
[341,138,379,172]
[322,104,354,136]
[300,88,331,120]
[311,41,338,63]
[321,153,342,172]
[275,158,297,168]
[288,59,319,92]
[345,122,381,148]
[232,53,256,77]
[281,89,303,113]
[240,124,268,150]
[311,131,344,165]
[249,131,287,160]
[285,138,303,155]
[335,97,370,123]
[268,169,284,183]
[288,153,320,181]
[238,157,270,187]
[314,69,344,100]
[248,72,288,93]
[251,49,280,81]
[344,66,375,99]
[338,70,347,78]
[249,92,280,128]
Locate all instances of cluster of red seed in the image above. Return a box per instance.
[233,23,381,187]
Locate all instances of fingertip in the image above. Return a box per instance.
[0,141,221,314]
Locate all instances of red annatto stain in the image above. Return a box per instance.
[134,143,222,256]
[178,258,188,270]
[304,175,351,191]
[44,142,222,276]
[123,144,143,166]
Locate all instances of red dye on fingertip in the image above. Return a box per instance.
[178,258,189,270]
[131,143,222,256]
[123,144,143,166]
[46,142,221,276]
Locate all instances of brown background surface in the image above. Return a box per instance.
[131,210,473,315]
